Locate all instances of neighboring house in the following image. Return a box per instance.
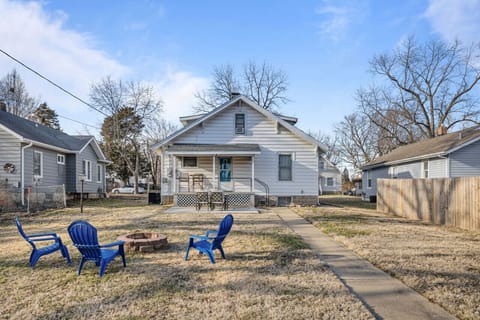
[361,125,480,200]
[0,108,110,205]
[318,157,341,194]
[152,95,327,207]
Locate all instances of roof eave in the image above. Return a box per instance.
[362,151,447,170]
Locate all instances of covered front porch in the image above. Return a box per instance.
[163,144,263,209]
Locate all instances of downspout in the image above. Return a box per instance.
[21,142,33,206]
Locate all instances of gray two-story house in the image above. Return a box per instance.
[0,108,109,205]
[362,126,480,200]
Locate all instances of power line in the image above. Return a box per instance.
[0,48,108,116]
[58,114,101,130]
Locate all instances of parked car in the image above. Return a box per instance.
[111,185,145,194]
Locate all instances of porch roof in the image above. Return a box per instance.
[165,143,261,156]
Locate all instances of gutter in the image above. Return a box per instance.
[21,142,33,206]
[362,151,446,170]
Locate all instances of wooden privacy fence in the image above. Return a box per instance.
[377,177,480,232]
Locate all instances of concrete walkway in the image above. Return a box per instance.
[275,208,456,320]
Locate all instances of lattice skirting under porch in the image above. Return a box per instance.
[225,193,254,208]
[175,193,197,207]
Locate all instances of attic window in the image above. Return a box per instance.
[57,154,65,165]
[235,113,245,135]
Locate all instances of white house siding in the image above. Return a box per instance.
[450,140,480,177]
[319,164,341,194]
[428,158,448,178]
[0,127,21,187]
[168,101,319,197]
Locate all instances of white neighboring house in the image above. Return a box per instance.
[361,125,480,200]
[318,157,341,194]
[152,95,327,207]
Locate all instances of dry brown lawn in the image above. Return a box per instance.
[0,198,372,320]
[294,195,480,320]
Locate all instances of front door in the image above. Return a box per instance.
[219,158,232,191]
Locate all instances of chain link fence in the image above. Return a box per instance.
[0,183,66,213]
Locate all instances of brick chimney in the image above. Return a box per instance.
[437,124,447,136]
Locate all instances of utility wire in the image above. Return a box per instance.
[58,114,101,130]
[0,48,108,116]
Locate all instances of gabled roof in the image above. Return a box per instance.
[152,95,326,152]
[363,126,480,169]
[0,110,108,161]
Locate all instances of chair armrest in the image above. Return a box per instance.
[205,230,218,237]
[28,232,59,238]
[189,234,211,241]
[30,236,58,242]
[100,241,124,248]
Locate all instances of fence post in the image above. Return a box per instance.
[62,184,66,208]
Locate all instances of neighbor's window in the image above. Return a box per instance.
[235,113,245,135]
[33,151,43,177]
[319,160,325,170]
[82,159,92,181]
[57,154,65,165]
[278,154,292,181]
[367,171,372,188]
[183,157,197,167]
[97,164,102,183]
[326,177,334,186]
[390,166,397,178]
[423,160,429,178]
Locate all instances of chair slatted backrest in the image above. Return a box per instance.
[211,214,234,249]
[210,191,223,203]
[15,217,35,248]
[68,221,101,262]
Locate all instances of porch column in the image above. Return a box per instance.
[251,155,255,192]
[172,155,177,193]
[212,155,216,190]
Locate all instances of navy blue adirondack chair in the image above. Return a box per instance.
[185,214,234,264]
[68,220,126,277]
[15,216,71,268]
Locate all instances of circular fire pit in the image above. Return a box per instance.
[118,232,168,253]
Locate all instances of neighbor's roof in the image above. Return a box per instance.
[0,110,108,160]
[363,126,480,169]
[165,143,261,155]
[152,95,325,152]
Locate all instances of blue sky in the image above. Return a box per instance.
[0,0,479,137]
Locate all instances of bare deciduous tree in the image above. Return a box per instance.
[91,77,163,193]
[194,62,289,112]
[308,130,341,165]
[0,69,38,117]
[358,36,480,154]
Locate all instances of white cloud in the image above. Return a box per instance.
[425,0,480,44]
[315,0,368,42]
[0,0,128,134]
[153,66,209,125]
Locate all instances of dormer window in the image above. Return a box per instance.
[235,113,245,135]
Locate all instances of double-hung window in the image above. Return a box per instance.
[235,113,245,135]
[33,151,43,178]
[367,171,372,188]
[278,154,292,181]
[326,177,334,186]
[183,157,197,167]
[82,160,92,181]
[423,160,429,178]
[97,164,102,183]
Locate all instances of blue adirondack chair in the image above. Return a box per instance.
[15,216,71,268]
[185,214,234,264]
[68,220,126,277]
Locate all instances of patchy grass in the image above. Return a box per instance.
[293,204,480,320]
[319,195,376,210]
[0,202,372,320]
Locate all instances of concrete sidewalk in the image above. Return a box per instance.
[275,208,456,320]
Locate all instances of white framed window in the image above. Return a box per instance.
[278,154,293,181]
[82,159,92,181]
[57,154,65,165]
[33,151,43,178]
[423,160,429,178]
[183,157,197,167]
[390,166,397,178]
[235,113,245,135]
[367,171,372,188]
[326,177,334,186]
[97,164,102,183]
